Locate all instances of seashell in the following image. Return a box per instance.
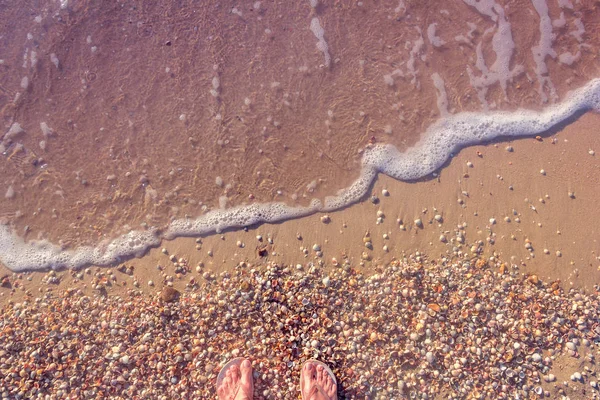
[160,287,180,303]
[362,232,371,243]
[428,303,441,313]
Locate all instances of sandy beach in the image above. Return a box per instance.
[3,112,599,299]
[2,111,600,399]
[2,0,600,398]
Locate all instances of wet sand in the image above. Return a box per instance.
[3,111,599,299]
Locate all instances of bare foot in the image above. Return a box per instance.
[217,359,253,400]
[301,362,337,400]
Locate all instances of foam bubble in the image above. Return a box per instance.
[40,122,54,137]
[427,23,445,48]
[406,28,425,87]
[3,122,24,143]
[50,53,60,69]
[570,18,585,43]
[5,186,15,199]
[559,51,581,66]
[431,73,449,117]
[310,18,331,67]
[463,0,523,108]
[531,0,558,103]
[1,79,600,271]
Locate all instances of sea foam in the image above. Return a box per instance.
[1,78,600,271]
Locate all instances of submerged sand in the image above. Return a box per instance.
[1,0,599,248]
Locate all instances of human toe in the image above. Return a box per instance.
[230,365,241,383]
[240,359,253,386]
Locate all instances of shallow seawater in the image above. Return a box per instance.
[0,0,598,271]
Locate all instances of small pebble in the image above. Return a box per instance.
[0,228,597,400]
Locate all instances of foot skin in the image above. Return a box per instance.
[302,362,337,400]
[217,359,253,400]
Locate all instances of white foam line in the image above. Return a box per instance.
[0,227,162,272]
[166,200,323,238]
[1,78,600,271]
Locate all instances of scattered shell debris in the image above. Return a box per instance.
[1,255,599,399]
